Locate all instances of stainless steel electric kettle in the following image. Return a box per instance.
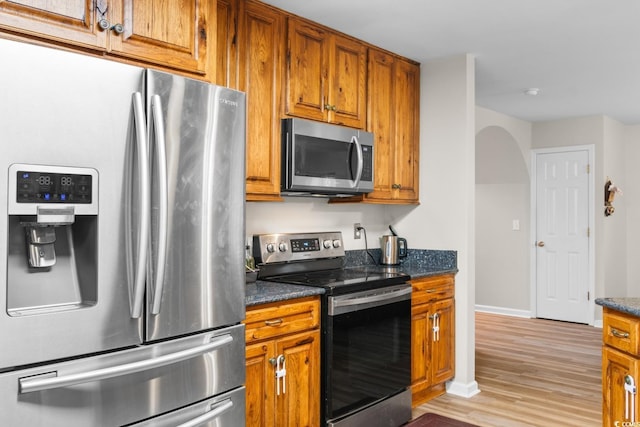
[380,226,408,265]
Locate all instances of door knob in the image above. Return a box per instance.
[537,241,545,247]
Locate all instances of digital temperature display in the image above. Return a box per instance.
[290,238,320,252]
[17,171,92,204]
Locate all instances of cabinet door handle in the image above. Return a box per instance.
[430,312,440,342]
[275,355,286,396]
[625,374,637,422]
[264,319,283,326]
[611,328,630,339]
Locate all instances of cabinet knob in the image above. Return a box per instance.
[536,241,545,247]
[392,183,402,189]
[111,23,124,35]
[97,20,124,35]
[98,19,110,31]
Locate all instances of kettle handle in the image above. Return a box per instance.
[397,237,408,258]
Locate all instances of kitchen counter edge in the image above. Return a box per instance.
[595,297,640,318]
[245,267,458,307]
[246,281,325,307]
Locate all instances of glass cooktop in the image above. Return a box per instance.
[265,266,410,295]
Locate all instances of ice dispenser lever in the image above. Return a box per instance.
[21,207,75,268]
[25,226,57,268]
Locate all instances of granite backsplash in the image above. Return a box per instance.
[345,249,457,270]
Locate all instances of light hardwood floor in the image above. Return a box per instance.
[412,311,602,427]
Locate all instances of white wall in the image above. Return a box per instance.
[400,54,478,397]
[625,125,640,296]
[602,117,627,298]
[474,109,532,315]
[475,126,530,313]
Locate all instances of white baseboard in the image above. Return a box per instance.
[445,380,481,398]
[474,304,532,318]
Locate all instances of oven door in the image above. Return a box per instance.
[325,284,412,424]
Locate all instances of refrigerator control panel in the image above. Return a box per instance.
[7,164,98,215]
[16,170,93,204]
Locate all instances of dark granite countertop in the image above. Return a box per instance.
[245,248,458,307]
[596,297,640,317]
[246,281,325,307]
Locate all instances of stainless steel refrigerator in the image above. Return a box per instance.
[0,38,246,426]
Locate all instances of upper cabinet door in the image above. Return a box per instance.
[328,34,366,128]
[361,48,420,204]
[392,57,420,202]
[286,18,329,123]
[238,0,285,201]
[285,17,366,128]
[109,0,213,76]
[0,0,107,49]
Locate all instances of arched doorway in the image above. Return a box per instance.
[475,126,531,315]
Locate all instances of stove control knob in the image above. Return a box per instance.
[323,240,332,249]
[267,243,277,253]
[278,242,288,252]
[332,239,341,248]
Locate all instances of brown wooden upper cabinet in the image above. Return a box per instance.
[364,49,420,204]
[217,0,285,201]
[331,48,420,204]
[0,0,214,77]
[285,17,367,129]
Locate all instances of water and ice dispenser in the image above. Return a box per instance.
[7,164,98,316]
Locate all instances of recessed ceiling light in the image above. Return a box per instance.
[524,88,540,96]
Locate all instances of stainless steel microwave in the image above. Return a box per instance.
[281,118,374,197]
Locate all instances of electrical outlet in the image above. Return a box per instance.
[354,223,362,239]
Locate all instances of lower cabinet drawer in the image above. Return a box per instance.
[603,307,640,356]
[411,274,454,306]
[245,296,320,343]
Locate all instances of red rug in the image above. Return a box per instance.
[405,413,478,427]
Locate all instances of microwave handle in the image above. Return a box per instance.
[351,135,364,188]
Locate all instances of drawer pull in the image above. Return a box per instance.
[611,328,630,339]
[425,289,435,293]
[265,319,283,326]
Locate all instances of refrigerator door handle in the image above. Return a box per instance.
[150,94,168,315]
[18,333,234,394]
[175,399,234,427]
[131,91,150,319]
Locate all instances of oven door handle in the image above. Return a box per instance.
[329,285,412,316]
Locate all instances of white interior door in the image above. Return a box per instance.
[534,149,590,324]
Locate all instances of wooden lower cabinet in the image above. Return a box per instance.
[244,297,320,427]
[602,307,640,426]
[410,274,455,406]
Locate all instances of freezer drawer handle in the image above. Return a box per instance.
[18,334,233,394]
[176,399,234,427]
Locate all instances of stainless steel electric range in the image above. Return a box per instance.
[254,231,412,427]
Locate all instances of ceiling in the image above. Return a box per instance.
[262,0,640,125]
